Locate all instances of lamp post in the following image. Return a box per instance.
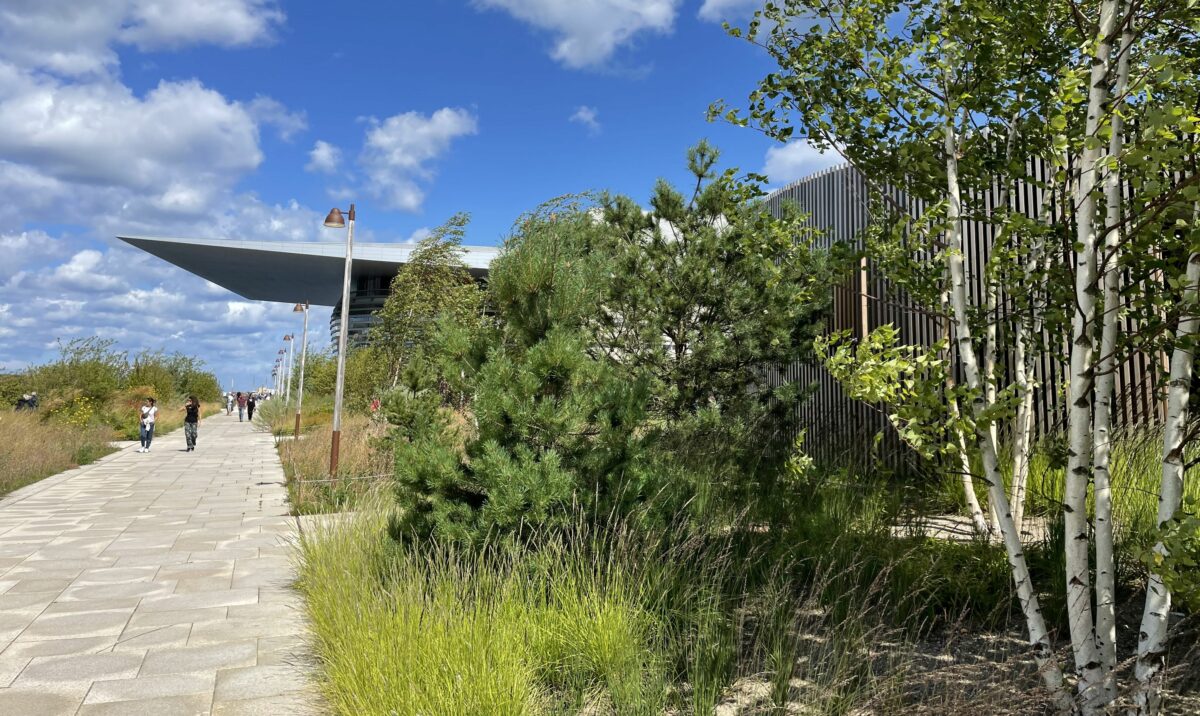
[323,203,356,476]
[283,334,295,403]
[293,303,309,438]
[276,349,285,397]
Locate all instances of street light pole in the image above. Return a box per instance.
[283,334,294,403]
[324,204,356,476]
[293,303,309,438]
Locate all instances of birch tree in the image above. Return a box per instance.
[718,0,1200,711]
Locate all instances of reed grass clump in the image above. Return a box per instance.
[0,410,116,495]
[296,495,917,715]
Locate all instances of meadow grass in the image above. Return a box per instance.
[0,410,116,496]
[296,494,919,715]
[259,397,393,514]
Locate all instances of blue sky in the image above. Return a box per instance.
[0,0,838,390]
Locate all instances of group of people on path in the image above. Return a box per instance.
[133,394,216,453]
[225,391,258,422]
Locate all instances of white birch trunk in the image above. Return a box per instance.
[1134,242,1200,715]
[1012,325,1035,537]
[942,291,992,537]
[1064,4,1120,708]
[1093,22,1133,707]
[942,119,1072,710]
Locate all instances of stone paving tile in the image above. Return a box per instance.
[13,651,144,686]
[84,672,215,704]
[0,413,322,714]
[139,640,259,676]
[78,693,213,715]
[0,685,88,715]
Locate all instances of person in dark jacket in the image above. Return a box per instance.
[247,394,257,422]
[182,396,201,451]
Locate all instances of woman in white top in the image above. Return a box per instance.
[138,397,157,453]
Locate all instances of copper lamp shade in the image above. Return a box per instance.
[323,208,346,228]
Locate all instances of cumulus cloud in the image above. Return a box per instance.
[360,108,478,212]
[306,140,342,174]
[0,68,264,218]
[569,105,601,135]
[247,95,307,141]
[762,140,842,185]
[474,0,680,68]
[0,0,284,77]
[51,249,125,292]
[697,0,763,22]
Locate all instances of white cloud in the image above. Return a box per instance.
[474,0,680,68]
[569,105,601,135]
[0,0,284,78]
[0,68,262,203]
[51,249,124,292]
[306,140,342,174]
[360,108,478,212]
[247,95,307,141]
[762,140,842,185]
[697,0,762,22]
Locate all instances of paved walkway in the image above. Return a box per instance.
[0,412,320,715]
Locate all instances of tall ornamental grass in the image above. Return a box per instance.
[0,410,116,495]
[296,495,916,715]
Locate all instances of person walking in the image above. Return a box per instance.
[137,397,157,453]
[236,392,247,422]
[182,396,201,451]
[247,393,257,422]
[226,392,234,416]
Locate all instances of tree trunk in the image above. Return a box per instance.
[942,118,1072,710]
[942,291,992,537]
[1012,324,1035,537]
[1064,2,1119,708]
[1093,22,1133,707]
[1134,244,1200,715]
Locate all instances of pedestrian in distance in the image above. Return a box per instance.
[226,392,234,416]
[182,396,201,451]
[236,392,247,422]
[137,397,157,452]
[247,393,257,422]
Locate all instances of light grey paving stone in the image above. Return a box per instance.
[21,609,132,640]
[114,624,193,652]
[0,590,57,614]
[73,566,160,584]
[126,608,230,632]
[2,635,116,659]
[60,581,177,602]
[44,597,142,614]
[7,577,73,593]
[83,672,215,704]
[214,664,310,702]
[139,640,258,676]
[77,693,212,715]
[255,635,308,667]
[13,651,144,686]
[187,616,303,646]
[137,588,259,613]
[174,576,234,594]
[0,686,86,715]
[0,654,32,687]
[212,690,322,716]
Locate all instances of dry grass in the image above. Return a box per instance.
[0,410,117,496]
[277,413,392,514]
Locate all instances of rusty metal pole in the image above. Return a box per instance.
[329,205,355,476]
[294,302,309,439]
